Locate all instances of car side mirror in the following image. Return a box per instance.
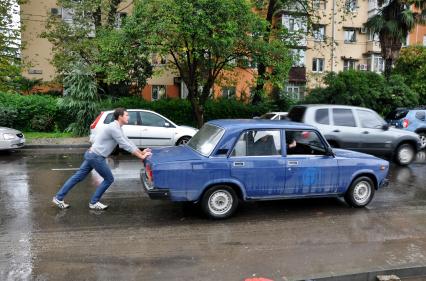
[164,122,171,127]
[382,124,389,131]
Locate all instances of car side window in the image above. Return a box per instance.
[285,130,327,155]
[103,112,138,125]
[231,130,281,157]
[415,111,426,121]
[315,108,329,125]
[332,108,356,127]
[140,111,167,127]
[356,109,384,128]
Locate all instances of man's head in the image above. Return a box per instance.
[113,108,129,125]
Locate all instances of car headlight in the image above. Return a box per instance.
[3,133,16,140]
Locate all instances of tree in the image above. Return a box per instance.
[42,0,152,95]
[365,0,426,78]
[126,0,291,127]
[305,70,418,115]
[0,0,22,92]
[59,61,99,136]
[394,45,426,104]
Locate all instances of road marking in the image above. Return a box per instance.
[51,168,79,171]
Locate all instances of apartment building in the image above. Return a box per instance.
[281,0,386,99]
[21,0,387,101]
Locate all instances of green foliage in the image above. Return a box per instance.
[305,70,418,115]
[0,0,22,92]
[59,62,100,136]
[127,0,290,127]
[394,46,426,104]
[42,0,152,95]
[0,91,67,131]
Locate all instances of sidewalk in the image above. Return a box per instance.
[23,137,91,149]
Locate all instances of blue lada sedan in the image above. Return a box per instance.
[141,120,389,219]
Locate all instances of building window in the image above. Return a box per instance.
[151,53,167,65]
[344,29,356,43]
[345,0,357,11]
[312,0,326,9]
[291,49,305,66]
[289,18,295,32]
[423,35,426,46]
[152,85,166,100]
[368,55,384,73]
[286,83,305,100]
[312,58,324,72]
[368,31,379,41]
[221,87,236,98]
[343,60,356,71]
[313,25,326,41]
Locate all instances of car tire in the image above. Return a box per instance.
[394,143,415,166]
[201,185,239,219]
[176,136,191,146]
[418,132,426,149]
[344,176,375,208]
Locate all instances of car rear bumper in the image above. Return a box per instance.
[140,168,170,200]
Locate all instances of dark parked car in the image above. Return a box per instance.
[385,107,426,149]
[141,119,389,219]
[287,105,422,166]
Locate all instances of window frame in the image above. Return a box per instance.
[230,129,282,158]
[152,85,167,100]
[312,58,325,72]
[332,108,357,127]
[344,28,357,43]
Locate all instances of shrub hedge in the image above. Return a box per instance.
[0,92,272,132]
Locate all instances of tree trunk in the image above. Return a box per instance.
[189,95,204,128]
[253,0,276,105]
[384,58,393,80]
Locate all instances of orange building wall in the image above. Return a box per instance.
[409,24,426,45]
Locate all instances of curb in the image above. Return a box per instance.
[299,265,426,281]
[22,144,90,149]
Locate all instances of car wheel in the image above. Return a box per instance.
[176,136,191,146]
[418,132,426,149]
[344,176,375,208]
[395,143,415,166]
[201,185,238,219]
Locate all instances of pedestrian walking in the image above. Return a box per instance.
[52,108,152,210]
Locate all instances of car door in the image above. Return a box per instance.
[329,108,360,150]
[119,111,141,146]
[229,129,286,198]
[355,109,391,155]
[139,111,176,147]
[283,129,339,195]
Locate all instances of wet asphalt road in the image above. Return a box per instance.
[0,149,426,281]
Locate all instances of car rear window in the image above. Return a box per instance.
[104,113,114,124]
[288,106,306,122]
[385,109,408,120]
[332,108,356,127]
[315,109,329,125]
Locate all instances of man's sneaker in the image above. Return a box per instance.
[89,202,108,210]
[52,197,70,209]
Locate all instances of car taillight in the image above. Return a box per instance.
[90,112,103,129]
[146,164,153,182]
[402,119,409,128]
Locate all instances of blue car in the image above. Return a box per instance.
[141,120,390,219]
[386,107,426,149]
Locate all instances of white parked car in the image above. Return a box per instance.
[256,112,288,120]
[90,109,198,147]
[0,127,25,150]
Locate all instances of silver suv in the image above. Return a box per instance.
[288,104,422,165]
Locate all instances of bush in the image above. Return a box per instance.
[305,71,418,116]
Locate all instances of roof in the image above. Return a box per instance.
[295,104,374,110]
[207,119,316,130]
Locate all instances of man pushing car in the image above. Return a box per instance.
[52,108,152,210]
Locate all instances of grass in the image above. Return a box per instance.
[23,132,74,139]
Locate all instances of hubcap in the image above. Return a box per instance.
[419,135,426,149]
[208,190,233,216]
[398,147,414,164]
[179,138,190,145]
[353,181,371,205]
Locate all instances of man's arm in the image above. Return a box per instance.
[110,126,152,160]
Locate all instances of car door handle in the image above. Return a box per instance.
[288,160,299,166]
[333,129,340,133]
[362,131,369,134]
[233,162,245,167]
